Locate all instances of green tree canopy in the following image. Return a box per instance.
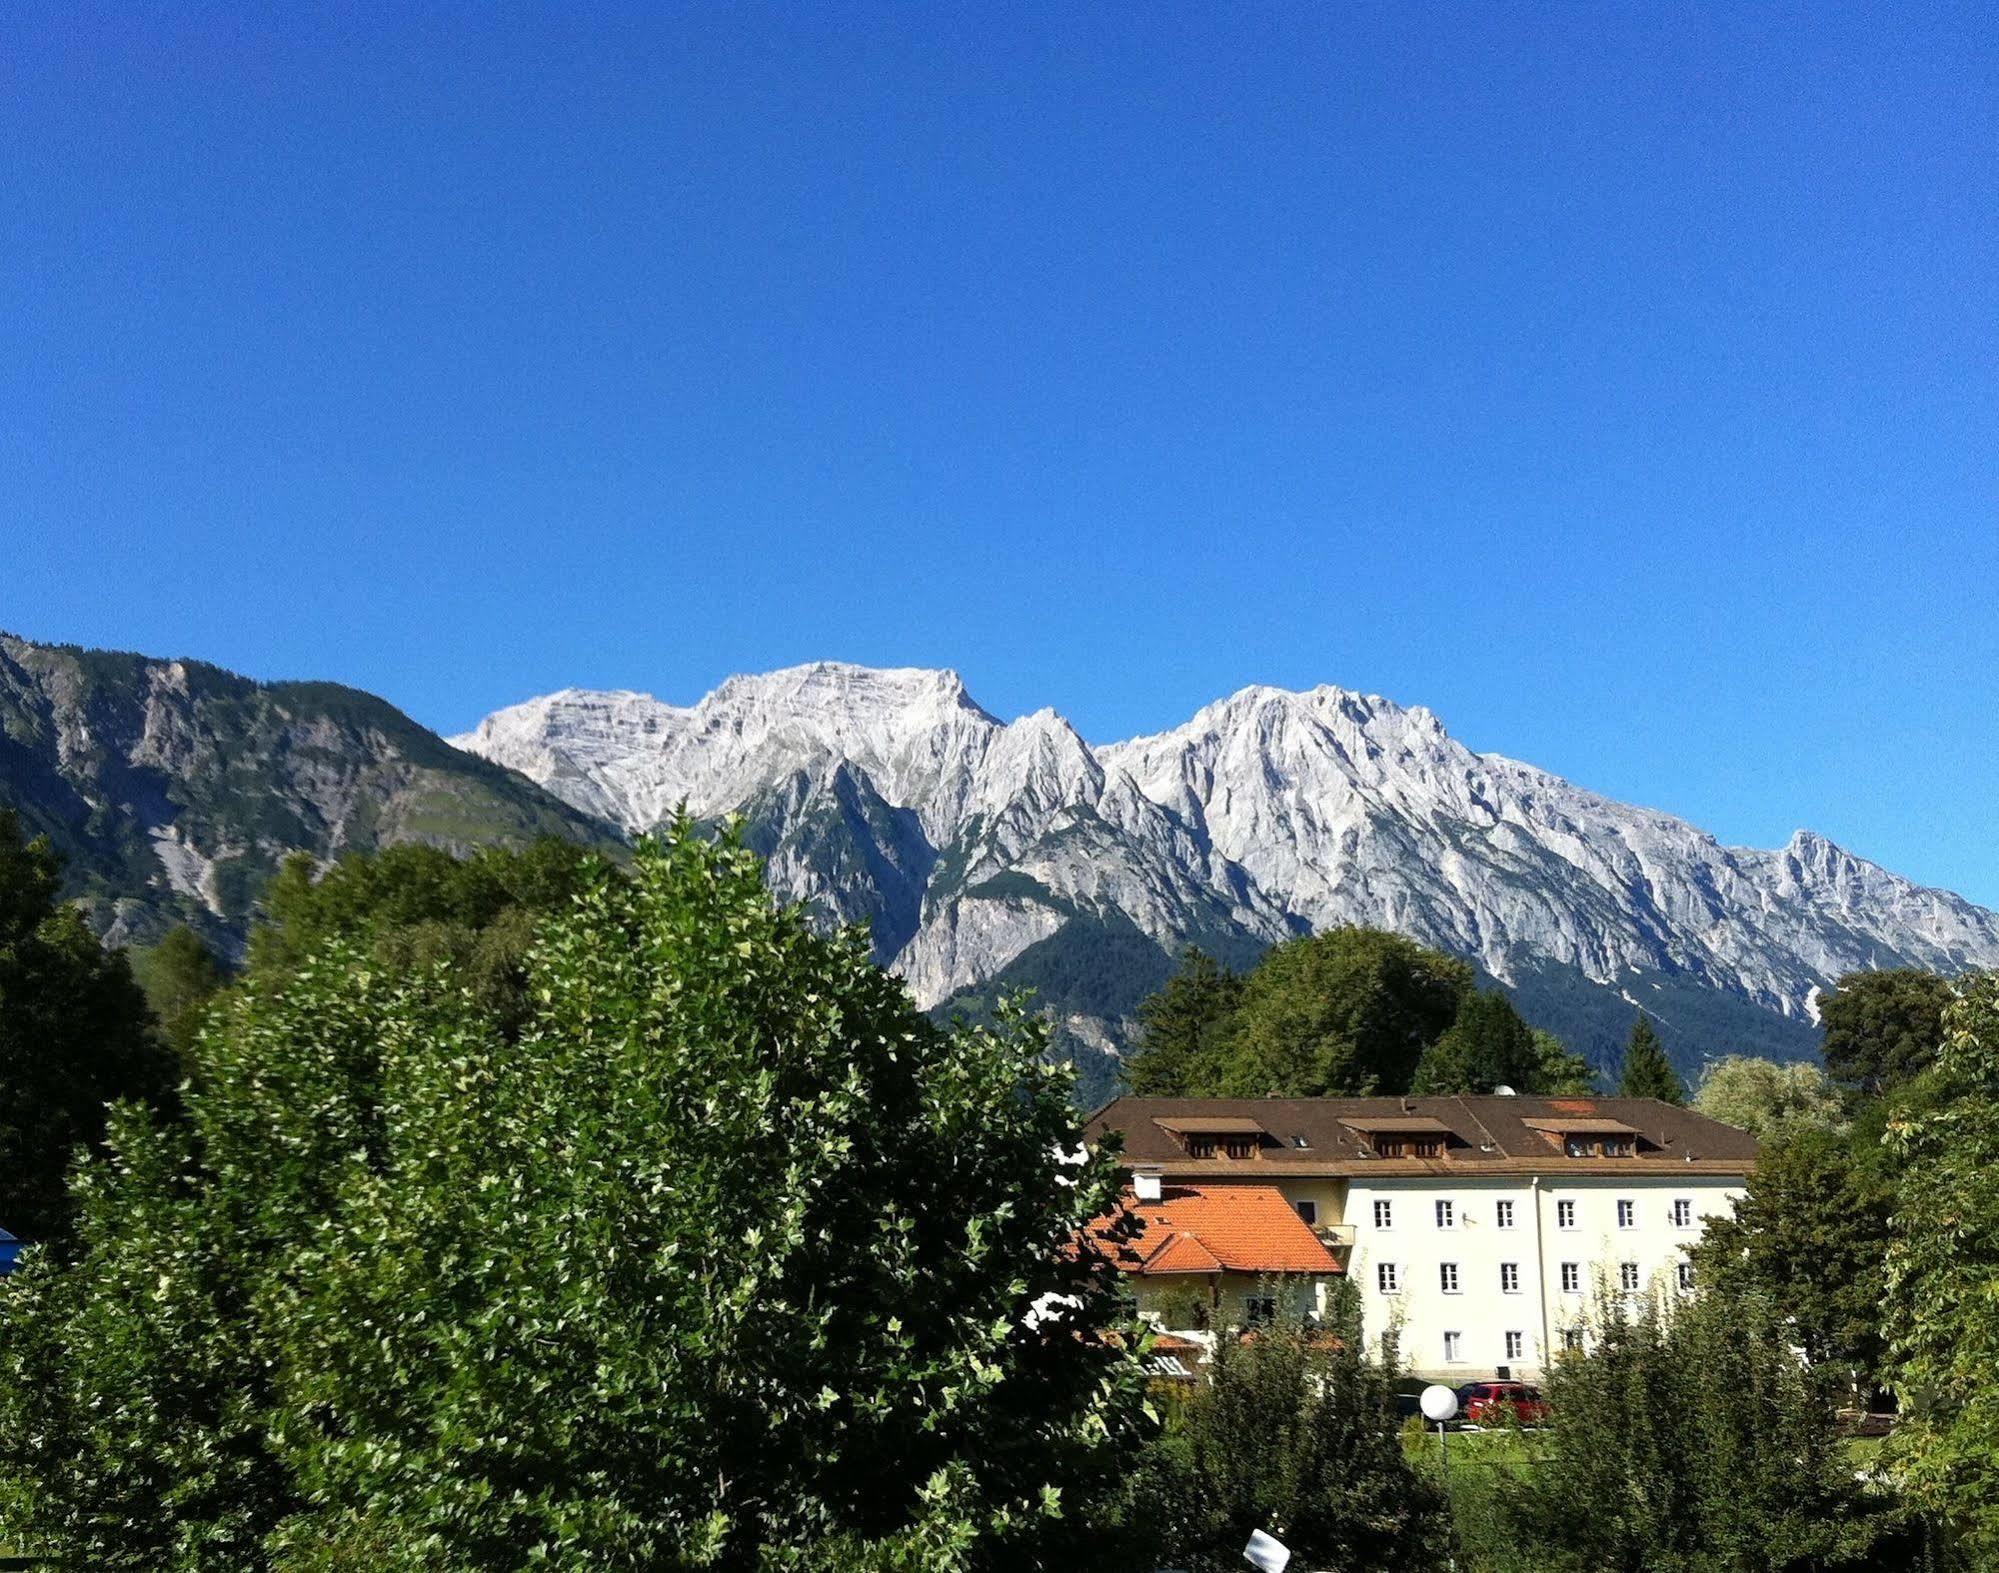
[1192,928,1473,1098]
[1507,1286,1908,1571]
[0,808,177,1242]
[1527,1028,1598,1096]
[0,828,1151,1570]
[1124,947,1243,1096]
[1410,988,1540,1094]
[1616,1012,1684,1103]
[1690,1124,1891,1385]
[1883,973,1999,1560]
[1139,1289,1449,1571]
[247,838,603,1032]
[1690,1054,1844,1137]
[129,925,227,1066]
[1819,967,1954,1096]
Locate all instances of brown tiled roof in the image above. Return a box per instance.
[1086,1095,1757,1177]
[1087,1184,1343,1277]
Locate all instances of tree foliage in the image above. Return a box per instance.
[1820,968,1954,1096]
[1506,1286,1908,1571]
[1127,928,1473,1097]
[0,808,177,1242]
[1690,1054,1844,1137]
[1883,973,1999,1561]
[130,925,227,1065]
[1411,989,1540,1094]
[1690,1124,1891,1384]
[247,838,601,1032]
[1124,948,1243,1096]
[1139,1288,1449,1571]
[1527,1028,1598,1095]
[1617,1012,1684,1103]
[0,827,1151,1570]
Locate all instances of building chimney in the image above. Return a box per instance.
[1133,1168,1164,1202]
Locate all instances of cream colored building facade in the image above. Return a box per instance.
[1087,1095,1757,1382]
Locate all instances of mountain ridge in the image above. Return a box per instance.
[0,632,621,954]
[454,661,1999,1081]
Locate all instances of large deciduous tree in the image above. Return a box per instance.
[1202,928,1472,1098]
[1820,968,1954,1096]
[0,827,1151,1571]
[1506,1287,1908,1571]
[1883,972,1999,1561]
[0,808,177,1243]
[1690,1125,1892,1387]
[1690,1054,1845,1137]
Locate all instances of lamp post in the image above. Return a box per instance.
[1419,1383,1460,1529]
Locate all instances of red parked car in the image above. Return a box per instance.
[1455,1381,1549,1428]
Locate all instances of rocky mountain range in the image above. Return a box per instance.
[453,662,1999,1085]
[6,630,1994,1093]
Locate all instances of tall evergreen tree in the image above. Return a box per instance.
[1125,947,1243,1095]
[1617,1012,1684,1103]
[0,809,176,1243]
[1411,988,1540,1094]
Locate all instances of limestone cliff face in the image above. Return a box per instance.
[457,662,1999,1072]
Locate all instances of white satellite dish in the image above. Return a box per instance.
[1419,1383,1460,1423]
[1243,1527,1292,1571]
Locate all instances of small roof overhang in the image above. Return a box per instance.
[1522,1117,1642,1136]
[1152,1116,1270,1136]
[1338,1115,1454,1135]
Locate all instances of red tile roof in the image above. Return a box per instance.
[1088,1184,1342,1277]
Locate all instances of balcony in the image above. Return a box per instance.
[1313,1222,1357,1255]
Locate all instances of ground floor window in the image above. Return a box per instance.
[1245,1295,1277,1326]
[1443,1330,1463,1363]
[1504,1330,1525,1361]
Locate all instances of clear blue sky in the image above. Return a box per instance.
[6,4,1996,904]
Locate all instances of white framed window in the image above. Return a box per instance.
[1495,1199,1515,1229]
[1617,1199,1637,1229]
[1677,1261,1696,1292]
[1435,1199,1455,1229]
[1443,1330,1463,1363]
[1439,1262,1461,1294]
[1500,1262,1521,1294]
[1504,1330,1525,1362]
[1619,1261,1641,1292]
[1562,1326,1584,1352]
[1556,1199,1576,1229]
[1378,1262,1400,1294]
[1296,1200,1318,1226]
[1560,1261,1581,1293]
[1373,1199,1393,1229]
[1672,1197,1694,1228]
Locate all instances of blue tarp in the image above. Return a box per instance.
[0,1228,22,1277]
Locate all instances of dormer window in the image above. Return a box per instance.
[1530,1117,1645,1158]
[1339,1115,1457,1159]
[1155,1116,1269,1161]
